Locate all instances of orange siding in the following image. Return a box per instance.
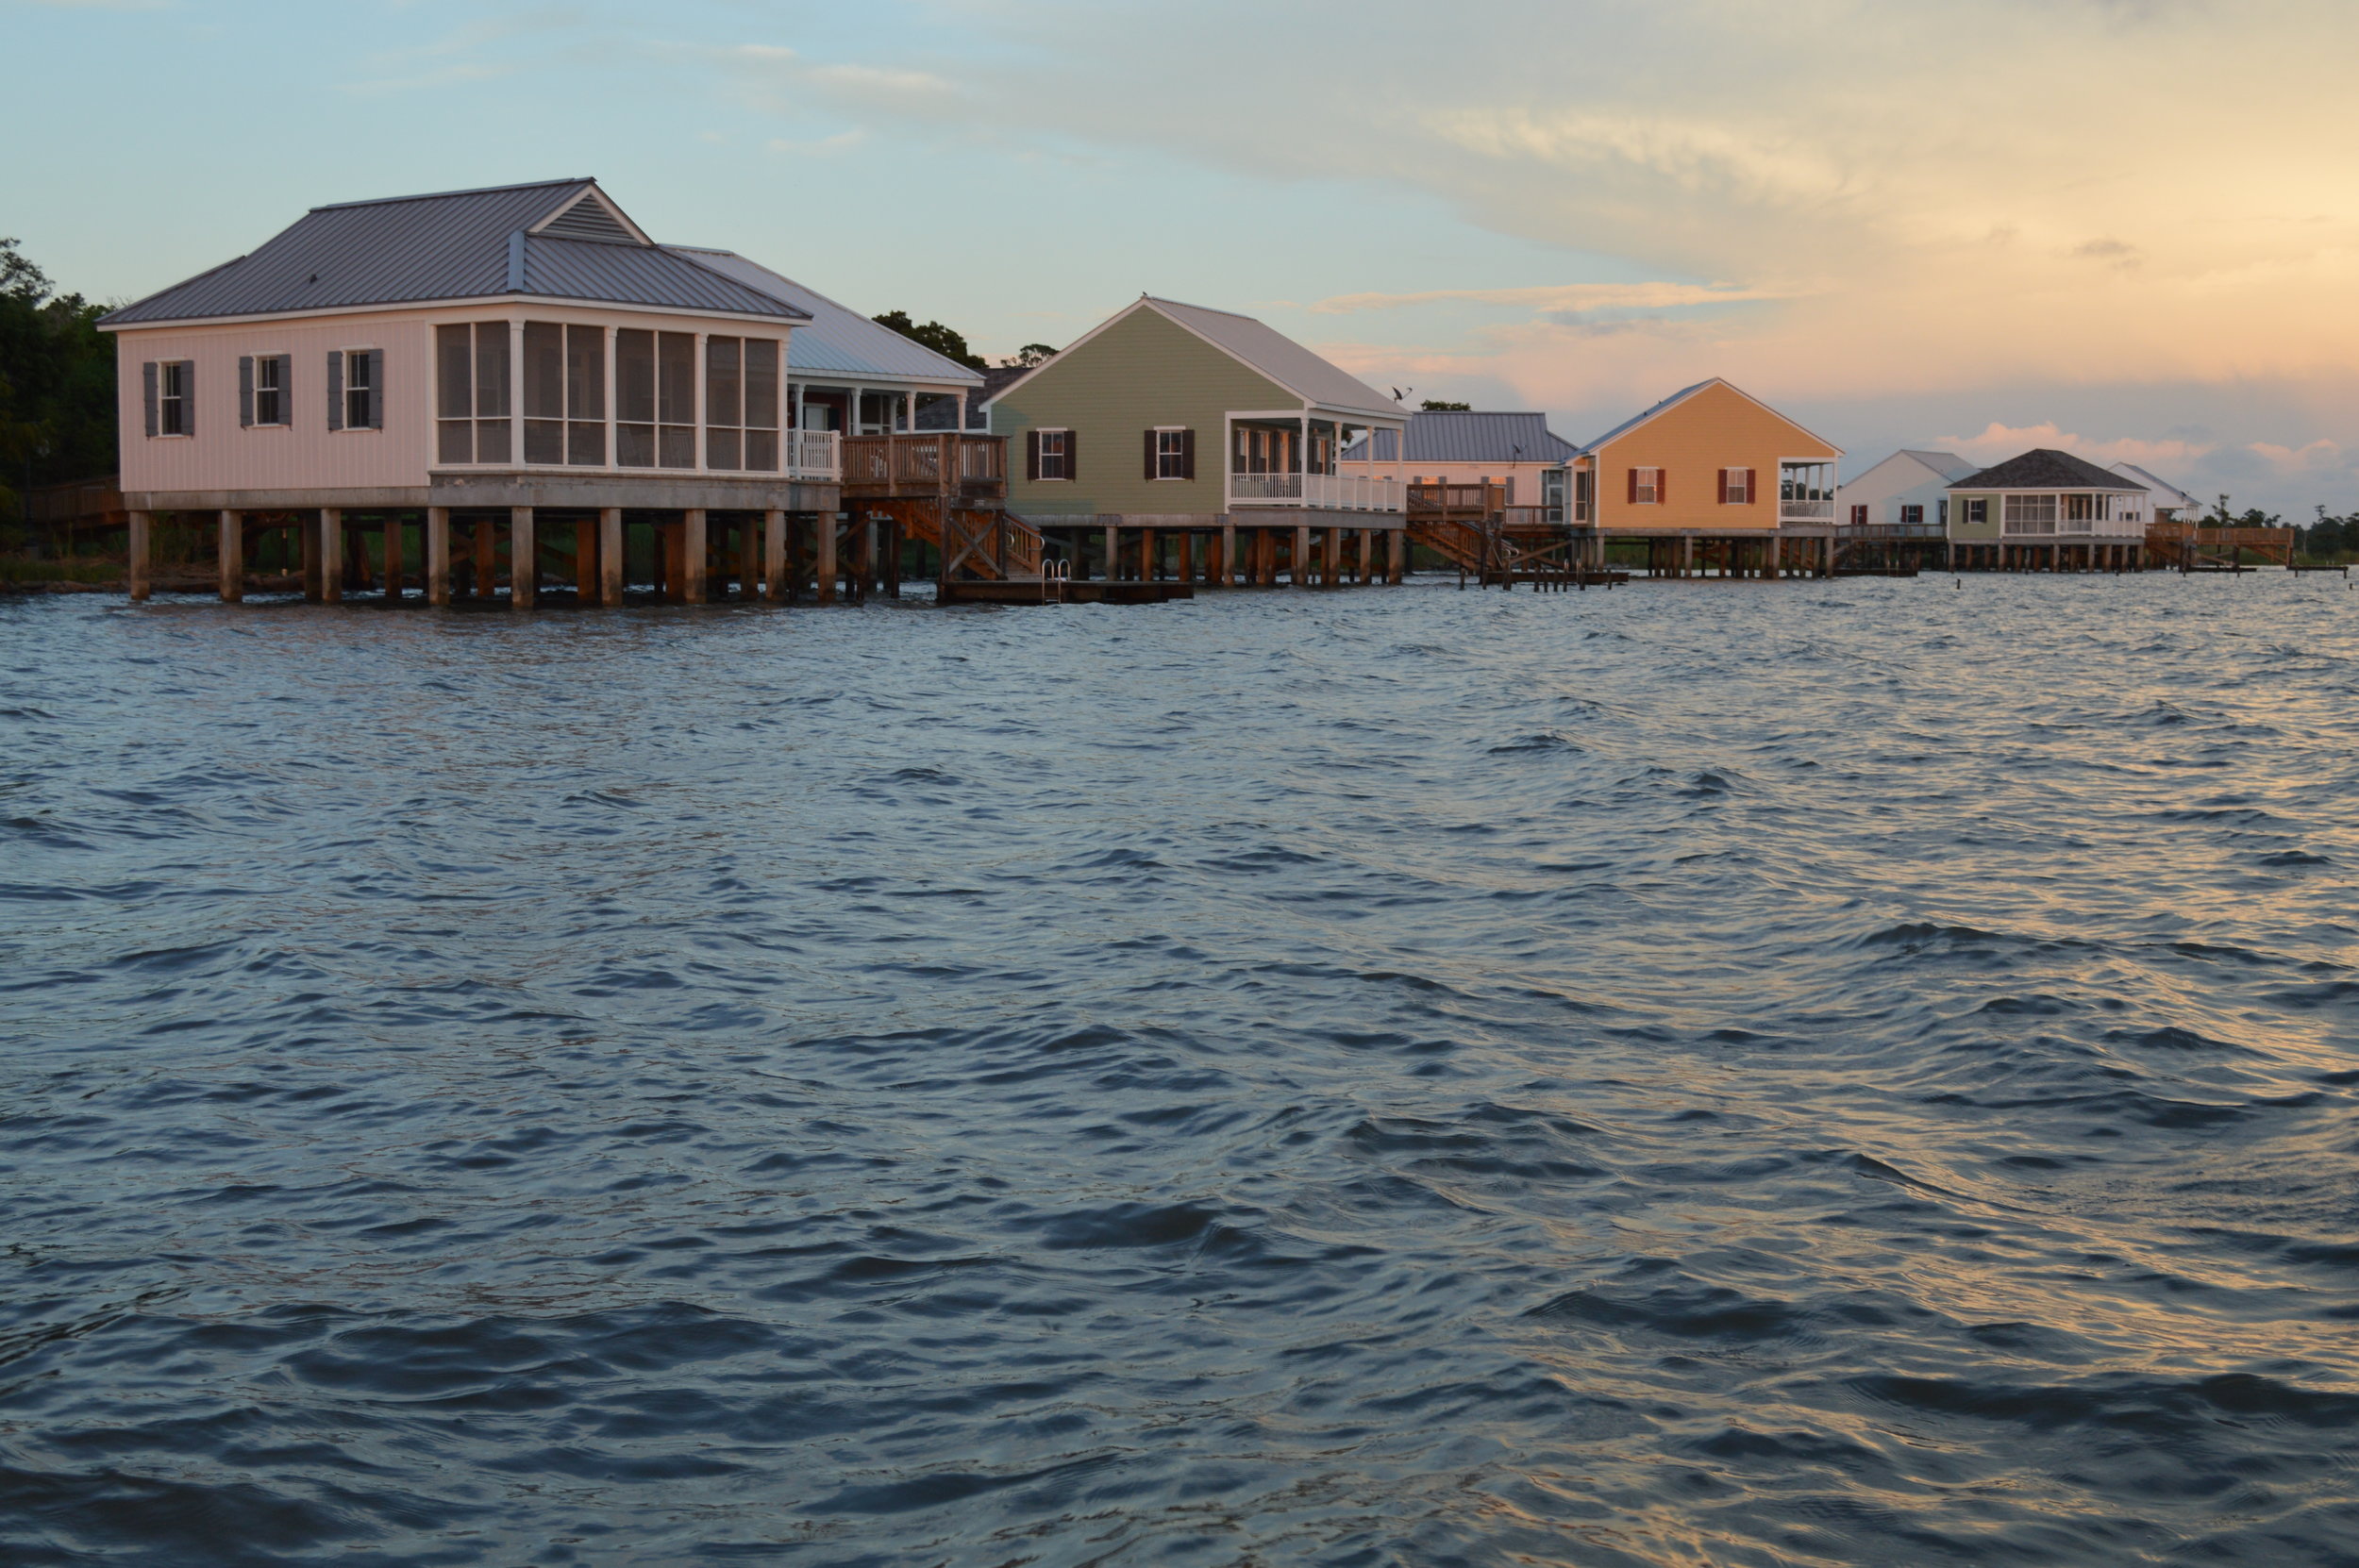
[1588,381,1837,532]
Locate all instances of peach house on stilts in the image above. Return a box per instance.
[1569,377,1843,578]
[98,177,859,607]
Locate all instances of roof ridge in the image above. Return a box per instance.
[310,177,594,213]
[1145,295,1260,323]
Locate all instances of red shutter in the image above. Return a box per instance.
[1026,430,1041,481]
[1717,468,1729,504]
[1744,467,1756,504]
[1180,428,1196,480]
[1145,429,1157,481]
[1657,468,1666,506]
[1066,429,1079,480]
[1627,467,1638,504]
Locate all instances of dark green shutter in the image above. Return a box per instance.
[1180,428,1195,480]
[142,362,158,438]
[365,350,384,428]
[1144,429,1156,481]
[326,351,343,431]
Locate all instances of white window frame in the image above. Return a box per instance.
[1899,503,1924,525]
[254,355,286,427]
[1038,427,1071,482]
[1632,465,1662,505]
[1153,426,1187,481]
[1722,466,1750,505]
[158,359,192,437]
[340,347,378,433]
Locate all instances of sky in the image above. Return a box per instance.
[11,0,2359,515]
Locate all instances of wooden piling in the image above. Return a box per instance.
[681,509,707,604]
[815,512,838,604]
[216,510,243,603]
[427,508,452,606]
[319,509,343,603]
[510,507,535,609]
[600,509,624,606]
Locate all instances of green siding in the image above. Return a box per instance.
[1950,491,1999,541]
[995,305,1297,517]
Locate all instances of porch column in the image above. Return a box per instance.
[682,509,708,604]
[600,509,624,606]
[510,507,535,609]
[319,509,343,603]
[217,510,243,603]
[762,509,785,602]
[816,511,838,604]
[427,507,452,605]
[126,510,151,602]
[1295,524,1312,587]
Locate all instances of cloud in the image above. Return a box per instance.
[1308,282,1793,315]
[339,61,507,96]
[1935,422,2216,468]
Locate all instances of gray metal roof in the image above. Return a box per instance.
[1146,298,1399,418]
[1949,448,2146,492]
[665,247,983,387]
[2109,461,2199,509]
[103,179,806,326]
[1340,410,1574,463]
[1899,449,1978,481]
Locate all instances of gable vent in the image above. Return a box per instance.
[539,193,638,244]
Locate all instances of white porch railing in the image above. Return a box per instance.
[1780,500,1836,522]
[1230,472,1405,511]
[791,429,843,482]
[2003,517,2142,538]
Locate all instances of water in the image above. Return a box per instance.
[4,574,2357,1566]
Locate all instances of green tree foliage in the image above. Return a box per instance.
[0,239,117,529]
[1419,399,1472,410]
[1002,342,1056,369]
[869,309,986,371]
[2300,506,2358,561]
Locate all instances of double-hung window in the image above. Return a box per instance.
[240,355,290,427]
[158,360,192,436]
[340,349,378,430]
[1033,429,1071,481]
[1150,427,1193,480]
[522,322,606,466]
[1899,504,1924,525]
[1964,499,1987,525]
[1720,467,1752,504]
[705,337,781,471]
[1630,465,1663,505]
[436,324,510,461]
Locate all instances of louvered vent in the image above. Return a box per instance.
[538,193,638,244]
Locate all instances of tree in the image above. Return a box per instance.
[1420,398,1472,411]
[0,238,118,533]
[869,309,986,371]
[1002,342,1056,369]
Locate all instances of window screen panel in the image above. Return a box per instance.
[744,341,778,430]
[523,323,563,419]
[438,326,472,418]
[474,325,510,418]
[708,428,742,470]
[656,333,694,426]
[566,325,605,419]
[615,329,656,467]
[706,337,742,428]
[745,429,778,472]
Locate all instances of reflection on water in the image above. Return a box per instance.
[3,575,2356,1565]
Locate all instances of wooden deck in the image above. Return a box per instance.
[839,433,1008,503]
[2146,523,2297,571]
